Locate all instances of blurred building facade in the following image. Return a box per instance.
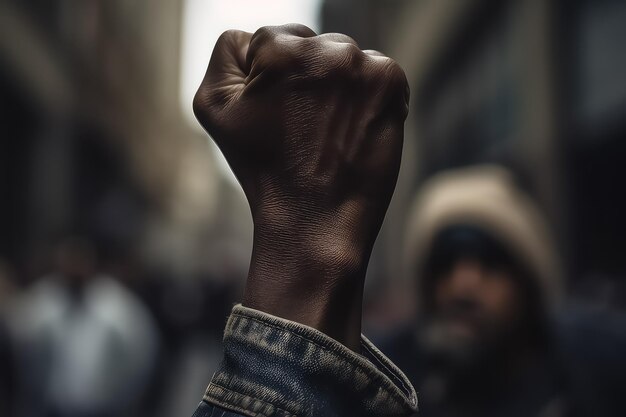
[0,0,252,286]
[324,0,626,309]
[1,2,249,415]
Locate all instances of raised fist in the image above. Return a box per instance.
[193,24,409,349]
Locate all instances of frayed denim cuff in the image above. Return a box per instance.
[202,304,418,417]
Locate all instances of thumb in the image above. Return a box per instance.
[194,30,252,123]
[207,29,252,83]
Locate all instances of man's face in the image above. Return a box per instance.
[421,257,523,364]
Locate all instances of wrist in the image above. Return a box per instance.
[242,217,374,351]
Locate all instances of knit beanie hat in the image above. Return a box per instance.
[404,165,563,308]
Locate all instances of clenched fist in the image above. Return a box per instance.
[193,24,409,350]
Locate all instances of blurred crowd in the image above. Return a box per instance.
[1,237,238,417]
[1,0,626,417]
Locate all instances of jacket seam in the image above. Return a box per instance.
[360,340,411,396]
[205,381,298,417]
[201,398,256,417]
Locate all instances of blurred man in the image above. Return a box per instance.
[384,165,625,417]
[10,238,158,417]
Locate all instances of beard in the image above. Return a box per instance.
[419,317,482,370]
[417,310,516,376]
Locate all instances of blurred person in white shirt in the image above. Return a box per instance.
[10,238,158,417]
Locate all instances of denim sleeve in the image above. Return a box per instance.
[192,304,417,417]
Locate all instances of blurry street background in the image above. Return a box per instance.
[0,1,625,416]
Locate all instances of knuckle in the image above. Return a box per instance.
[247,26,275,58]
[381,60,410,117]
[325,43,364,80]
[250,26,307,69]
[260,38,308,76]
[254,25,273,38]
[280,23,316,38]
[363,49,385,57]
[370,58,407,92]
[385,59,408,87]
[343,43,364,65]
[323,32,358,46]
[250,26,277,48]
[281,36,310,62]
[362,58,409,117]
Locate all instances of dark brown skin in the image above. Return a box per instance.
[193,24,409,351]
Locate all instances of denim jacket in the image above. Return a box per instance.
[191,305,417,417]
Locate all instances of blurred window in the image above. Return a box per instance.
[572,0,626,135]
[415,2,518,175]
